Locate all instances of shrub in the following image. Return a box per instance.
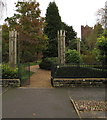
[1,64,19,79]
[65,49,82,64]
[81,54,97,64]
[39,57,58,70]
[20,51,36,63]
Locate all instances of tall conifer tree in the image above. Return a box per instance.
[43,2,62,57]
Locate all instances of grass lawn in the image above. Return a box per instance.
[29,60,41,66]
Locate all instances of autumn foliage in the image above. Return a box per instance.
[5,1,48,62]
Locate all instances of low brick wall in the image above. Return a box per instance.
[0,79,20,87]
[52,78,106,87]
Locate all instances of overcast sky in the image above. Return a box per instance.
[1,0,107,37]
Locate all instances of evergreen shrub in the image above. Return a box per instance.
[39,57,58,70]
[65,49,82,64]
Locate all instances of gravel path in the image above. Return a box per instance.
[74,100,107,111]
[26,65,52,88]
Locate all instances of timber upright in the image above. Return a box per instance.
[9,30,17,67]
[57,30,66,64]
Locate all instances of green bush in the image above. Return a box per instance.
[81,54,97,64]
[65,49,82,64]
[1,64,19,79]
[39,57,58,70]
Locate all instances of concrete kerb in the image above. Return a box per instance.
[0,88,9,96]
[69,97,82,119]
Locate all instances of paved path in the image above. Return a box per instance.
[2,87,106,118]
[2,65,107,118]
[26,65,52,88]
[2,88,78,118]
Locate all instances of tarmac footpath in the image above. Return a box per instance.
[2,88,78,118]
[2,87,106,119]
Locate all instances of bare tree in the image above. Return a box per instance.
[96,2,107,28]
[96,8,105,27]
[0,0,7,20]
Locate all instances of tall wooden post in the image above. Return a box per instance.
[0,26,1,120]
[58,30,60,64]
[14,30,17,65]
[58,30,66,64]
[105,2,107,30]
[0,25,2,63]
[9,30,17,67]
[77,38,80,54]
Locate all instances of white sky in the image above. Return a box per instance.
[1,0,107,37]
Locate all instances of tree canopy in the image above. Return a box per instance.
[43,1,62,57]
[62,22,77,49]
[5,1,48,63]
[81,24,104,53]
[96,32,107,64]
[43,1,77,58]
[2,24,9,63]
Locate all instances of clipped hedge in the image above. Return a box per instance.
[39,57,58,70]
[52,65,107,78]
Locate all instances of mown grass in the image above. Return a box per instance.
[29,60,41,66]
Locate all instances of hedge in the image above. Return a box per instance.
[52,65,107,78]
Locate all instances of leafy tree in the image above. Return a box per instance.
[87,24,103,51]
[43,1,62,57]
[81,24,103,54]
[94,23,104,37]
[81,24,104,64]
[5,1,48,63]
[96,32,107,64]
[2,24,9,63]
